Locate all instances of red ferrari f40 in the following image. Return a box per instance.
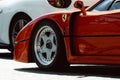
[14,0,120,70]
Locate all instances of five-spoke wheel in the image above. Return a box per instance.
[30,20,69,70]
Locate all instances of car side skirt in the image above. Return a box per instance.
[0,43,10,49]
[64,37,120,65]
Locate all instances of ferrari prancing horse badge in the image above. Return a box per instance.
[62,14,67,22]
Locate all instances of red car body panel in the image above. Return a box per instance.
[65,10,120,65]
[14,10,75,62]
[14,6,120,64]
[72,10,120,56]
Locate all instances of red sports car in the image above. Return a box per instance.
[14,0,120,70]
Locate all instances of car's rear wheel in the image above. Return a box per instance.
[30,20,69,70]
[9,14,31,52]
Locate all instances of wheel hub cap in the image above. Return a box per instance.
[46,40,52,49]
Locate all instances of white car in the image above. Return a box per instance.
[0,0,98,51]
[0,0,75,51]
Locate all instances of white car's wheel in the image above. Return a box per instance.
[9,14,31,52]
[30,20,69,70]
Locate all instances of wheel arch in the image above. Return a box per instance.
[8,12,32,49]
[9,12,32,37]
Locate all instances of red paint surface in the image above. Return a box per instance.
[14,7,120,64]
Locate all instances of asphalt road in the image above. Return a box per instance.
[0,49,120,80]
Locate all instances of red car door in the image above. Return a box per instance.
[70,10,120,56]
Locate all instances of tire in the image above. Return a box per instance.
[9,14,31,52]
[30,20,69,70]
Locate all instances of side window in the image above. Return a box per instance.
[48,0,71,8]
[110,1,120,10]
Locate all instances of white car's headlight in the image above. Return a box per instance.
[0,8,3,14]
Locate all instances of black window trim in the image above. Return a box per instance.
[108,0,119,10]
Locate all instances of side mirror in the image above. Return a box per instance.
[74,0,86,15]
